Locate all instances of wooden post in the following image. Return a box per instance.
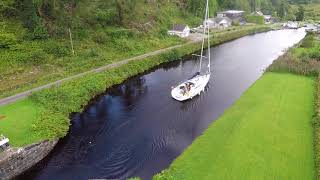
[68,28,75,56]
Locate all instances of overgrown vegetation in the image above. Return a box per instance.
[246,15,265,24]
[0,25,270,146]
[268,33,320,76]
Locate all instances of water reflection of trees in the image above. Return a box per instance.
[37,77,148,170]
[109,77,148,108]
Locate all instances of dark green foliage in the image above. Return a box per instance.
[31,20,49,40]
[0,0,16,16]
[20,0,38,30]
[0,32,17,48]
[295,5,305,21]
[300,34,314,48]
[277,0,289,19]
[43,40,70,57]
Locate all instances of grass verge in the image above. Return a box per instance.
[155,73,316,180]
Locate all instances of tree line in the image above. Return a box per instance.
[0,0,313,38]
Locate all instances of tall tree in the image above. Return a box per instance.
[277,0,288,19]
[295,5,304,21]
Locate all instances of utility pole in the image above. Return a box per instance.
[68,28,75,56]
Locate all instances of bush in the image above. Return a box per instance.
[94,9,117,26]
[309,47,320,60]
[246,15,264,25]
[32,21,49,40]
[8,43,50,65]
[44,41,70,57]
[92,31,109,44]
[300,34,315,48]
[0,32,17,48]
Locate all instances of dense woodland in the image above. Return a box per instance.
[0,0,319,39]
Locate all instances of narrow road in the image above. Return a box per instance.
[0,41,197,106]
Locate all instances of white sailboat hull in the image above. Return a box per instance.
[171,73,211,102]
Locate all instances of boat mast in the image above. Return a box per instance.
[199,0,210,73]
[206,0,211,73]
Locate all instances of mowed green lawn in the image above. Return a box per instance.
[0,99,42,147]
[155,73,316,180]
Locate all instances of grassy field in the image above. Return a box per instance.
[0,99,41,146]
[155,73,315,180]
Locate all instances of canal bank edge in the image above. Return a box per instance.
[0,140,58,180]
[0,25,270,179]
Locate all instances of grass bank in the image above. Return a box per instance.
[155,73,316,180]
[0,25,266,99]
[0,25,271,147]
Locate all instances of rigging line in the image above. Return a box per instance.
[207,0,211,73]
[200,0,209,73]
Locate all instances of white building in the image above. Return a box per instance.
[217,10,245,19]
[204,17,232,29]
[263,15,272,23]
[168,24,190,38]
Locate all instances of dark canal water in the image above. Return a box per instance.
[20,29,306,180]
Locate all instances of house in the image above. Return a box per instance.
[305,24,320,33]
[255,11,264,16]
[168,24,190,38]
[204,17,232,29]
[251,10,264,16]
[217,10,245,19]
[217,10,246,25]
[263,15,272,23]
[284,21,299,29]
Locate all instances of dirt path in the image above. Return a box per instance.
[0,41,198,106]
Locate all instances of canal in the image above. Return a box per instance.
[19,29,306,180]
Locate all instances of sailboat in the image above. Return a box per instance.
[171,0,211,102]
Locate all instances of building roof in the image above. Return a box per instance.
[263,15,272,19]
[219,10,244,14]
[213,17,232,23]
[171,24,188,32]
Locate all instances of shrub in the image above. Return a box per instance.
[300,34,315,48]
[0,32,17,48]
[43,41,70,57]
[32,22,49,40]
[94,9,117,26]
[92,31,109,44]
[246,15,264,25]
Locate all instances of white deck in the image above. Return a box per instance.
[171,74,210,101]
[0,138,9,146]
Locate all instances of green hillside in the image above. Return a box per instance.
[0,0,317,98]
